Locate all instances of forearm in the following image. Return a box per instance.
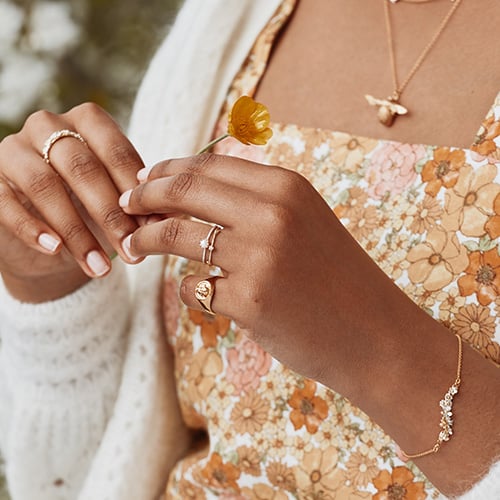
[321,264,500,497]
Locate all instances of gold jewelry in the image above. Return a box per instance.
[199,224,223,266]
[42,129,87,164]
[365,0,462,126]
[194,277,217,315]
[399,334,463,461]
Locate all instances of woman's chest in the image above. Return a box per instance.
[255,0,500,149]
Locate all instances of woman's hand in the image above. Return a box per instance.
[0,103,143,303]
[121,153,500,496]
[119,153,408,388]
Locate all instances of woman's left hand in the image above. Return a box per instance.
[118,153,419,391]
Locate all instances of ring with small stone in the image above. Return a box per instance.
[199,223,223,266]
[194,276,217,315]
[42,129,88,165]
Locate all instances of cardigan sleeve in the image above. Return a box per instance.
[0,256,190,500]
[0,264,130,499]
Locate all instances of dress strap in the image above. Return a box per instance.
[470,90,500,159]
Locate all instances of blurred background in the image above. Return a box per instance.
[0,1,183,497]
[0,0,183,140]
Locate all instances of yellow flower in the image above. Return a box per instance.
[227,95,273,145]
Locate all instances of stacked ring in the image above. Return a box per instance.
[42,129,88,165]
[199,223,223,266]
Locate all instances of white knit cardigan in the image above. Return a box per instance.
[0,0,498,498]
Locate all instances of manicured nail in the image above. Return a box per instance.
[86,250,110,276]
[38,233,61,253]
[119,189,132,208]
[137,168,148,182]
[121,234,140,262]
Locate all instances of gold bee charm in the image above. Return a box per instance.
[365,94,408,127]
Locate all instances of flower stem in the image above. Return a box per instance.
[196,134,230,155]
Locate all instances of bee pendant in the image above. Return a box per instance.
[365,94,408,127]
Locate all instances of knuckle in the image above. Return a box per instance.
[60,220,87,243]
[26,171,58,198]
[107,142,139,170]
[157,218,183,248]
[23,110,57,131]
[70,102,104,120]
[0,183,11,209]
[13,215,31,238]
[166,172,196,201]
[67,152,99,181]
[1,132,21,152]
[188,153,218,174]
[264,201,293,230]
[274,167,306,197]
[102,206,128,231]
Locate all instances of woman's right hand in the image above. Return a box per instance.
[0,103,144,303]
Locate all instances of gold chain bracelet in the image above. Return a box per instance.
[399,334,463,461]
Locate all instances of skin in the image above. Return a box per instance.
[0,0,498,496]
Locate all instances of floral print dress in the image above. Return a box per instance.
[163,1,500,498]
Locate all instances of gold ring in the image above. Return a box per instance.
[42,129,87,165]
[194,276,217,315]
[199,223,223,266]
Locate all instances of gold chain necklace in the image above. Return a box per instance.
[365,0,462,127]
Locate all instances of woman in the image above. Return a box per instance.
[0,0,498,498]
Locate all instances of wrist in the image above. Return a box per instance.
[2,269,91,303]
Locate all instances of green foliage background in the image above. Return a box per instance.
[0,1,182,498]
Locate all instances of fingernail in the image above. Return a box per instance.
[119,189,132,208]
[38,233,61,253]
[137,168,149,182]
[86,250,110,277]
[121,234,139,262]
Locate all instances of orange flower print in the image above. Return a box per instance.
[237,446,261,477]
[482,341,500,366]
[163,277,180,340]
[185,348,223,403]
[471,114,500,157]
[288,379,329,433]
[346,205,379,241]
[373,467,426,500]
[330,134,378,173]
[240,484,289,500]
[200,452,241,492]
[231,391,270,434]
[407,229,468,291]
[334,186,369,219]
[408,195,442,234]
[458,248,500,305]
[345,451,378,487]
[421,147,465,197]
[452,304,496,349]
[189,308,231,348]
[227,337,272,394]
[294,448,343,496]
[177,478,207,500]
[443,164,500,237]
[485,192,500,240]
[266,462,297,491]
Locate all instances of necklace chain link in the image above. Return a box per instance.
[385,0,463,98]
